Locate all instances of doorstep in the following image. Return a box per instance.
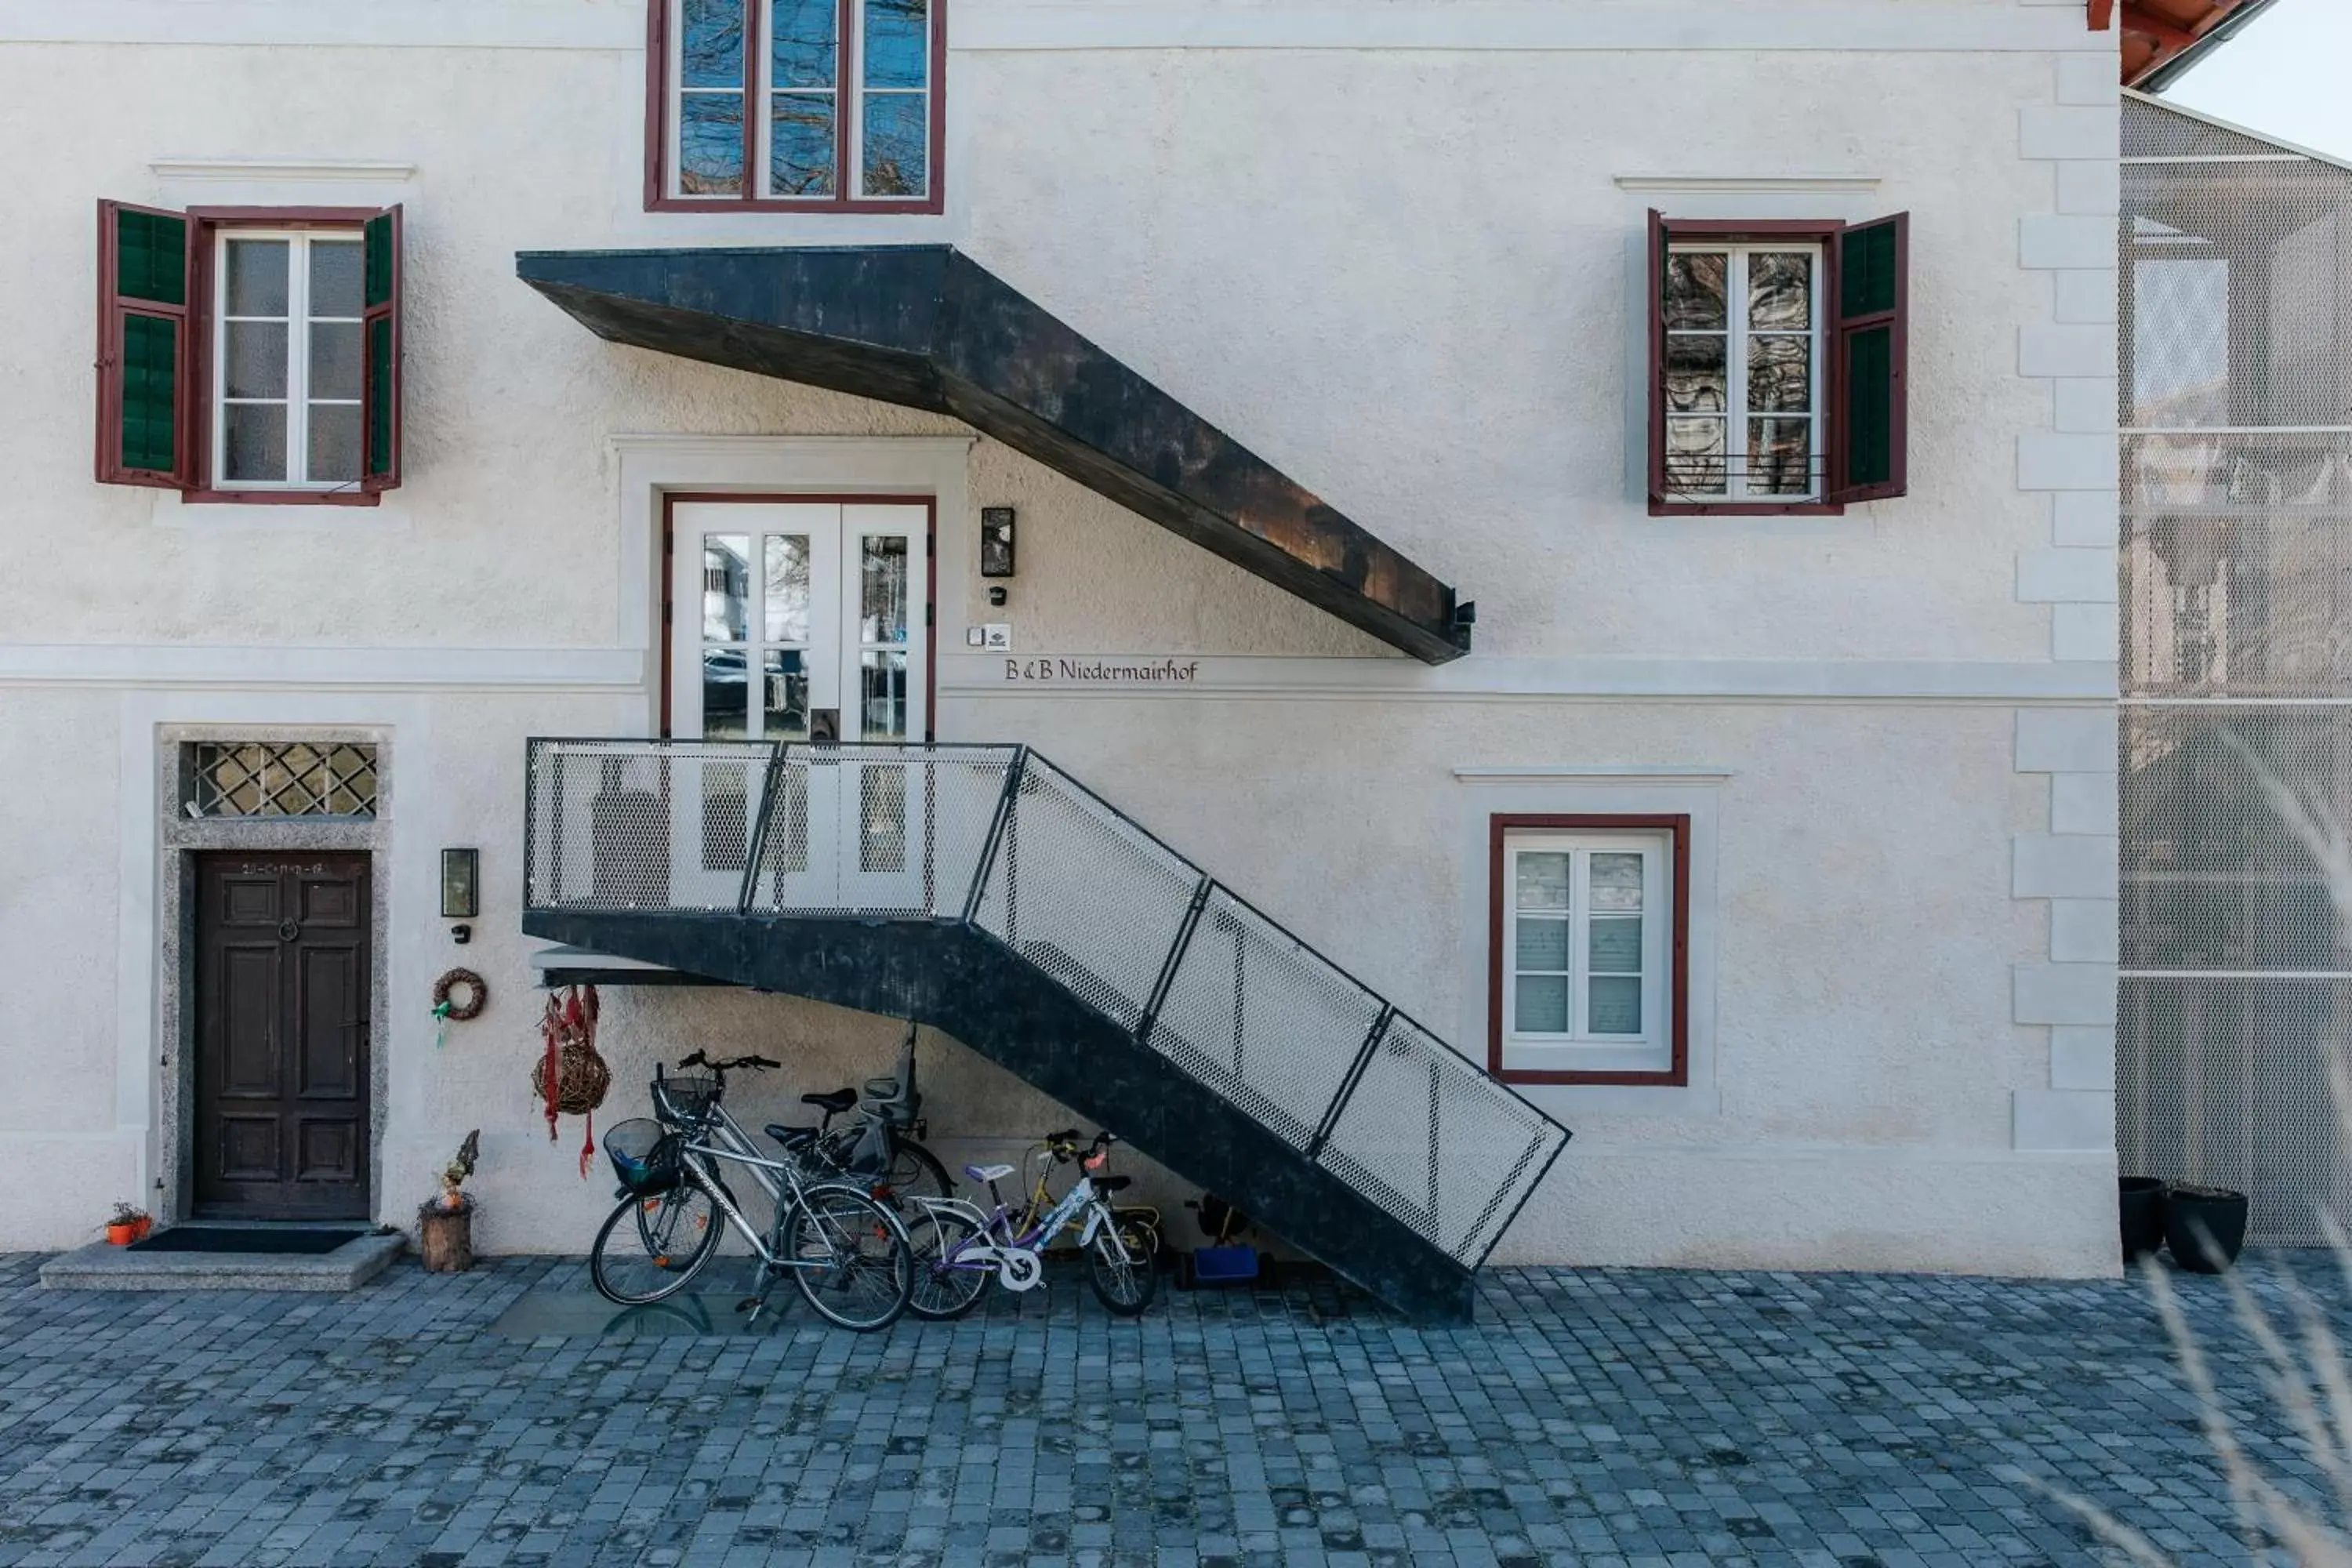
[39,1225,407,1292]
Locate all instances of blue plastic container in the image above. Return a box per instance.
[1191,1244,1260,1283]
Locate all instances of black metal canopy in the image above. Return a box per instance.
[514,245,1471,663]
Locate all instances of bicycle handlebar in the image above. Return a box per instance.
[674,1051,781,1072]
[1041,1128,1119,1162]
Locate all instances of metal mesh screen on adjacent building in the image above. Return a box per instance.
[2120,100,2352,1243]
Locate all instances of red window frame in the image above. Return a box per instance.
[185,208,386,507]
[1649,218,1846,518]
[1486,813,1692,1087]
[656,492,939,743]
[644,0,947,215]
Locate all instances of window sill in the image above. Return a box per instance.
[1649,499,1846,517]
[183,488,382,508]
[1499,1040,1680,1086]
[646,196,943,216]
[1499,1065,1688,1087]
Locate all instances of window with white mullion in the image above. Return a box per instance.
[1505,836,1665,1050]
[766,0,841,197]
[855,0,930,198]
[676,0,750,196]
[1664,243,1821,502]
[215,231,363,489]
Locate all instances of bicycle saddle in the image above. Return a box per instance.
[1093,1174,1132,1194]
[965,1163,1015,1184]
[802,1088,858,1114]
[766,1123,819,1150]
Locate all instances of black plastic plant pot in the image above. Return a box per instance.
[2118,1176,2167,1263]
[2165,1185,2250,1274]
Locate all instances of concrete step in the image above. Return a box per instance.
[39,1228,407,1291]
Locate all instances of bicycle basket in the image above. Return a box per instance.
[604,1118,680,1195]
[653,1072,722,1126]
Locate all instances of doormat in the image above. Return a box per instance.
[129,1227,369,1255]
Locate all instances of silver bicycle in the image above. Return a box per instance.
[644,1045,952,1211]
[590,1060,914,1331]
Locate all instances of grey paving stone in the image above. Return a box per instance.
[0,1251,2332,1564]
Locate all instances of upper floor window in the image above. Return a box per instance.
[1647,213,1910,516]
[94,202,403,504]
[649,0,943,213]
[216,232,365,491]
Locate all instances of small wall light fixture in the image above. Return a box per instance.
[980,506,1016,578]
[441,848,479,943]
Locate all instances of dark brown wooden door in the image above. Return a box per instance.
[194,853,372,1218]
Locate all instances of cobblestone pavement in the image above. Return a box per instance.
[0,1248,2334,1566]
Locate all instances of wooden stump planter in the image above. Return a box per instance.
[419,1196,476,1273]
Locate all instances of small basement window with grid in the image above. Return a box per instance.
[186,742,379,818]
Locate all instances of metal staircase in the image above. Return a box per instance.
[523,739,1569,1322]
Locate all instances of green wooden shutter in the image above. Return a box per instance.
[1828,212,1909,504]
[361,205,403,492]
[96,201,194,488]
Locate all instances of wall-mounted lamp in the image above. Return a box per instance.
[980,506,1016,578]
[441,848,479,944]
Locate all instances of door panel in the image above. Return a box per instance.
[667,501,931,910]
[296,944,361,1098]
[194,852,372,1218]
[834,506,929,909]
[220,946,282,1097]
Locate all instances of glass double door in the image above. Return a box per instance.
[670,502,928,909]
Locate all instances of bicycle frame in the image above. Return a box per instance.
[913,1173,1112,1291]
[669,1124,905,1278]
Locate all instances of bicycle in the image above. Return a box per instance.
[630,1046,951,1213]
[906,1130,1158,1319]
[590,1059,914,1331]
[757,1026,954,1203]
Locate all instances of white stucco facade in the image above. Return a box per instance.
[0,0,2123,1276]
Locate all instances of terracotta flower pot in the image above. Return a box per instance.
[106,1221,137,1247]
[132,1215,154,1241]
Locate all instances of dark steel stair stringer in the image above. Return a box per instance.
[521,906,1485,1322]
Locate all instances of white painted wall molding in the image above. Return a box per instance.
[2013,1087,2115,1152]
[1612,175,1882,196]
[0,645,643,690]
[1453,764,1736,781]
[958,3,2111,55]
[0,0,2109,54]
[946,654,2119,702]
[0,0,641,50]
[149,156,417,183]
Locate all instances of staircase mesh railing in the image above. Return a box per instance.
[525,738,1569,1266]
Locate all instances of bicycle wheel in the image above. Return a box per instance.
[1087,1209,1157,1317]
[884,1134,954,1202]
[907,1208,990,1321]
[816,1126,954,1204]
[783,1185,913,1331]
[591,1186,720,1305]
